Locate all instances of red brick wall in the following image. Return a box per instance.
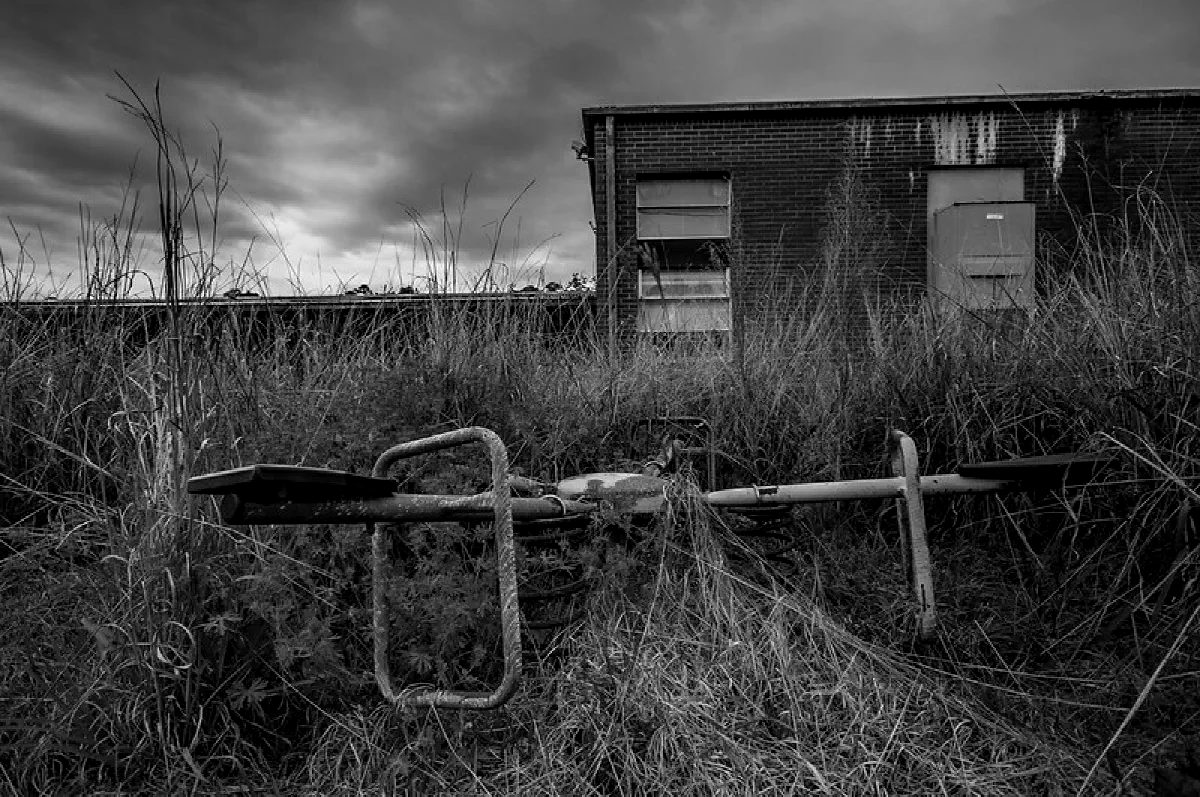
[588,96,1200,340]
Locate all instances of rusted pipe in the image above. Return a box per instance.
[704,473,1018,507]
[219,493,592,525]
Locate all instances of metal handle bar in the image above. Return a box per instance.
[890,430,937,641]
[636,415,717,489]
[370,426,522,710]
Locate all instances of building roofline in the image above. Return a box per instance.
[582,88,1200,118]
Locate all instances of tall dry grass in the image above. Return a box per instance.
[307,488,1098,795]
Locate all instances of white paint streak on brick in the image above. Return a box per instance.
[930,113,971,165]
[1052,111,1067,187]
[931,112,1000,165]
[975,112,998,164]
[849,117,874,160]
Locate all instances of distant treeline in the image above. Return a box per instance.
[5,291,598,349]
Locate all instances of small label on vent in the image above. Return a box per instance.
[986,213,1004,220]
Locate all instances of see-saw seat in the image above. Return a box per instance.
[187,464,397,503]
[956,452,1113,488]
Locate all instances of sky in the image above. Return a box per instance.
[2,0,1199,297]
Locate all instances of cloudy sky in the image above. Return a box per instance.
[2,0,1198,297]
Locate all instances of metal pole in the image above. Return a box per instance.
[605,114,617,356]
[704,473,1018,507]
[890,431,937,641]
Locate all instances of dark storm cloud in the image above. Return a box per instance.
[980,0,1200,89]
[6,0,341,90]
[1,0,1198,294]
[0,110,130,187]
[1,0,681,289]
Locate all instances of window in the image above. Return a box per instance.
[635,176,732,335]
[638,269,732,334]
[636,179,730,241]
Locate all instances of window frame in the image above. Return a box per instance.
[634,173,733,337]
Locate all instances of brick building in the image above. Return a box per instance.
[580,89,1200,343]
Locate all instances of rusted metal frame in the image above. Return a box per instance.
[652,415,717,490]
[220,493,589,525]
[370,426,522,710]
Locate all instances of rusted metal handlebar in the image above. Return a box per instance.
[370,426,523,710]
[704,431,939,640]
[702,435,1109,642]
[890,430,937,640]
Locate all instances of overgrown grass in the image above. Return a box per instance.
[305,491,1096,795]
[2,83,1198,795]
